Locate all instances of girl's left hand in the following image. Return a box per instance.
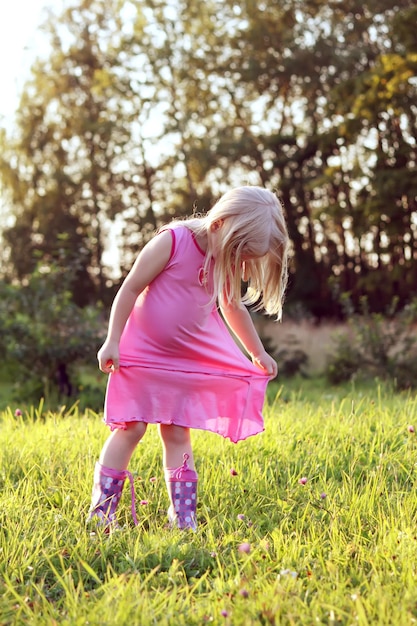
[98,339,120,373]
[251,351,278,377]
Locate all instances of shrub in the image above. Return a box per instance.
[325,296,417,389]
[0,266,105,405]
[261,332,309,379]
[325,333,362,385]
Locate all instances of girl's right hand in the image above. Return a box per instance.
[251,350,278,378]
[97,340,120,373]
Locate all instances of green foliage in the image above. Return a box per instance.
[1,0,416,316]
[325,297,417,388]
[1,383,417,623]
[0,265,105,404]
[76,367,108,413]
[324,334,362,386]
[261,332,309,380]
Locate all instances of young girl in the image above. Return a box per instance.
[87,186,289,531]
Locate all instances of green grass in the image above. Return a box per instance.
[1,381,417,625]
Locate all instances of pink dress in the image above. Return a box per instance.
[103,224,269,443]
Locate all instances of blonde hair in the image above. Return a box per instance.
[186,186,290,320]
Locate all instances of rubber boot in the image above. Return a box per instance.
[165,454,198,530]
[87,462,138,530]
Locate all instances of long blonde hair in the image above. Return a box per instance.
[186,186,290,320]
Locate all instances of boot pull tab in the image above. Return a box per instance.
[167,453,191,480]
[176,453,190,479]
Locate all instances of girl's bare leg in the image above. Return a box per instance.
[158,424,195,469]
[99,421,148,470]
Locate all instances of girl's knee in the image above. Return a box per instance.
[124,421,147,443]
[159,424,190,446]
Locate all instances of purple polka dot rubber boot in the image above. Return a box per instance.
[165,454,198,531]
[87,462,138,532]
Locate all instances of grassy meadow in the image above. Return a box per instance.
[1,379,417,625]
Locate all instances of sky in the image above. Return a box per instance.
[0,0,51,124]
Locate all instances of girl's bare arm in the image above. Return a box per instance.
[220,301,278,377]
[98,231,173,372]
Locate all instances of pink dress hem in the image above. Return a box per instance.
[107,417,265,444]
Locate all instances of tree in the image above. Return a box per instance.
[1,0,416,318]
[0,0,157,303]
